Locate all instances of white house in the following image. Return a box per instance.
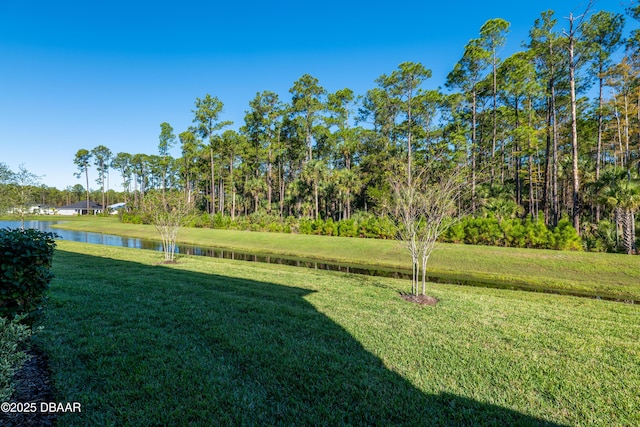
[57,201,103,216]
[107,202,126,214]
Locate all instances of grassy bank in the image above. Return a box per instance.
[51,216,640,301]
[41,241,640,426]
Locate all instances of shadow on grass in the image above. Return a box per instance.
[42,249,565,426]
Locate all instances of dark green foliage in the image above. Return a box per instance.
[442,215,582,251]
[550,218,583,250]
[582,220,626,253]
[121,210,399,239]
[0,315,32,401]
[0,228,57,322]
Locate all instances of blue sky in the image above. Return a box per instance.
[0,0,634,191]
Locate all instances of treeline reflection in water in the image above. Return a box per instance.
[0,220,410,280]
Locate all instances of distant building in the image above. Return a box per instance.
[57,201,103,216]
[8,205,57,215]
[107,202,126,214]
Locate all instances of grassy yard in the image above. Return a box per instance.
[51,216,640,301]
[39,241,640,426]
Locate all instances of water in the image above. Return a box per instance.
[2,220,634,303]
[0,220,411,279]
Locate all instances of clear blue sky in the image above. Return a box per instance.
[0,0,633,191]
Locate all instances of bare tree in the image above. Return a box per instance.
[390,164,464,296]
[143,190,193,263]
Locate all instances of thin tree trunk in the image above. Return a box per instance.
[515,98,521,206]
[210,147,216,215]
[595,72,604,222]
[471,89,477,213]
[85,168,90,212]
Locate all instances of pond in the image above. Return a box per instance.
[0,220,411,280]
[1,220,632,303]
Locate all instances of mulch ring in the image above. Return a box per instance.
[400,293,439,306]
[1,346,57,427]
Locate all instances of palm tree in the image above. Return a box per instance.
[599,168,640,254]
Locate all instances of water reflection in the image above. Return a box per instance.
[0,220,411,279]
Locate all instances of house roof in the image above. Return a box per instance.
[58,201,103,210]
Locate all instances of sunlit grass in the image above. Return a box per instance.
[52,217,640,301]
[40,241,640,426]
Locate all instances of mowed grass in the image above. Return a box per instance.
[40,241,640,426]
[52,216,640,301]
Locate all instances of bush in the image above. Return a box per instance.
[0,315,33,401]
[582,220,617,252]
[337,219,358,238]
[0,228,57,323]
[120,210,151,225]
[441,215,583,251]
[551,217,583,251]
[299,218,313,235]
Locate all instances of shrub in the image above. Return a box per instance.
[299,218,313,235]
[0,315,33,401]
[445,222,465,243]
[120,210,152,225]
[440,214,583,251]
[551,217,583,251]
[0,228,57,323]
[323,218,336,236]
[582,220,617,252]
[337,219,358,238]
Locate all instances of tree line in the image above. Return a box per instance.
[67,5,639,252]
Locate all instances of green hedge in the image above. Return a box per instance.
[122,209,586,250]
[442,215,582,251]
[0,228,57,323]
[122,210,398,239]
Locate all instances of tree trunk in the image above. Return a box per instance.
[568,18,580,234]
[471,88,477,213]
[267,157,273,214]
[83,168,91,213]
[595,73,604,222]
[314,179,319,220]
[210,147,216,215]
[514,98,521,206]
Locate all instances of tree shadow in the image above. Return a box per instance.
[44,249,566,426]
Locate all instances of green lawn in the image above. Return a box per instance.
[40,241,640,426]
[51,216,640,301]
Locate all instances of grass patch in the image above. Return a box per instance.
[39,241,640,426]
[52,217,640,301]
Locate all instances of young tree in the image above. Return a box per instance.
[390,163,464,297]
[142,190,193,263]
[73,149,92,211]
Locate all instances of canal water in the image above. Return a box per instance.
[0,220,411,279]
[3,220,633,303]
